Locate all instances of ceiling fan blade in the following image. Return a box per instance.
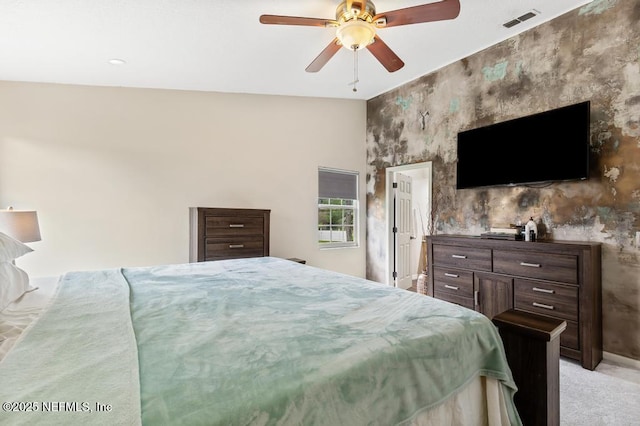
[259,14,337,27]
[366,35,404,72]
[306,39,342,73]
[374,0,461,28]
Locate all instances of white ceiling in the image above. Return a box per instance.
[0,0,592,100]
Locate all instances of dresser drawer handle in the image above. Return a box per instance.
[520,262,541,268]
[532,302,554,310]
[229,244,245,249]
[452,254,467,259]
[444,284,459,291]
[533,287,554,294]
[229,224,245,228]
[444,273,459,278]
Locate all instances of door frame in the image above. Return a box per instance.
[385,162,432,286]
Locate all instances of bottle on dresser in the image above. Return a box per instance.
[524,217,537,242]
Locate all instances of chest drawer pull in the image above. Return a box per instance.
[533,287,555,294]
[452,254,467,259]
[229,224,245,228]
[520,262,541,268]
[532,302,555,310]
[444,273,459,278]
[444,284,459,291]
[229,244,245,249]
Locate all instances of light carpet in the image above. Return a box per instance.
[560,359,640,425]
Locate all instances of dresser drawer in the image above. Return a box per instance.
[204,236,265,260]
[205,216,265,237]
[514,279,578,321]
[432,244,492,271]
[493,250,578,284]
[432,267,474,298]
[433,290,475,310]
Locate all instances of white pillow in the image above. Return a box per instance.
[0,232,33,262]
[0,262,33,311]
[0,232,35,311]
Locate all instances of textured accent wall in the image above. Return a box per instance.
[365,0,640,360]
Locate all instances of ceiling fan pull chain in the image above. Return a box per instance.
[351,47,359,92]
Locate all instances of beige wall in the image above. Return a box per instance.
[0,81,367,278]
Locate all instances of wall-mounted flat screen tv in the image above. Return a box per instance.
[456,101,590,189]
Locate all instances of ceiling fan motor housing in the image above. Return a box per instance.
[335,1,377,24]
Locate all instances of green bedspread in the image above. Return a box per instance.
[0,257,520,425]
[0,269,141,425]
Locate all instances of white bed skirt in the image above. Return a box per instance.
[411,375,510,425]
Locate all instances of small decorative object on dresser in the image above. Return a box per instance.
[426,235,602,370]
[189,207,270,262]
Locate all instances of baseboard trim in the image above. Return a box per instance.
[603,351,640,369]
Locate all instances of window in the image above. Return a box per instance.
[318,168,359,248]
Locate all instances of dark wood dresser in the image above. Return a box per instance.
[189,207,270,262]
[426,235,602,370]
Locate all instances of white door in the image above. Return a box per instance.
[394,173,412,289]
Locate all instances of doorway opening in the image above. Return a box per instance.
[385,162,432,288]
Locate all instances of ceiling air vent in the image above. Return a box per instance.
[503,19,520,28]
[503,10,539,28]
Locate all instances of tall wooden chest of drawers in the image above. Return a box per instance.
[189,207,270,262]
[426,235,602,370]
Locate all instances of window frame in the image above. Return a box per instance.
[318,168,359,249]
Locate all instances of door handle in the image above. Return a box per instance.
[229,244,245,249]
[474,290,479,307]
[444,284,459,291]
[520,262,541,268]
[533,287,554,294]
[444,273,459,278]
[452,254,467,259]
[229,224,245,228]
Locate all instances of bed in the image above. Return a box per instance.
[1,256,521,425]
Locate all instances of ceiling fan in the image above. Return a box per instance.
[259,0,461,74]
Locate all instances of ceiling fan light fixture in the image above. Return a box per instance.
[336,20,376,50]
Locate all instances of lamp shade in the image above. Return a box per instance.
[0,208,41,243]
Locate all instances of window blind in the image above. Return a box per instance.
[318,168,358,200]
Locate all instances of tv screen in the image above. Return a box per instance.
[456,101,590,189]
